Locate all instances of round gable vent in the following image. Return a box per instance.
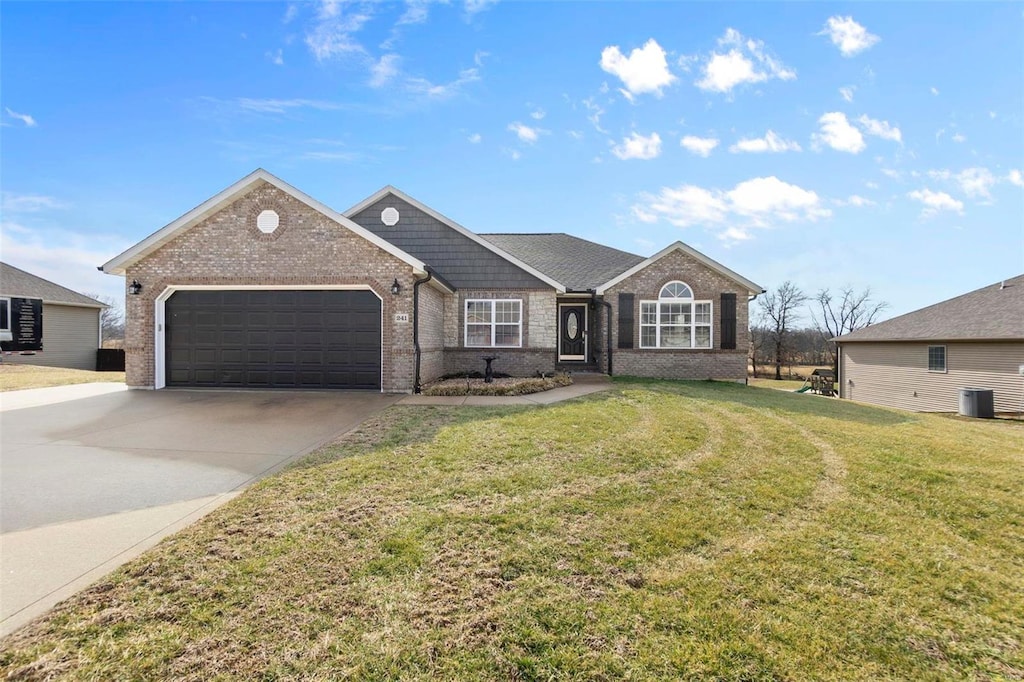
[381,207,400,226]
[256,209,280,234]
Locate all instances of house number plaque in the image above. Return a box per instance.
[394,313,410,323]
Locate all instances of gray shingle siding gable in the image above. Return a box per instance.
[349,197,551,290]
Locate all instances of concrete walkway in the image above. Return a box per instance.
[396,374,612,406]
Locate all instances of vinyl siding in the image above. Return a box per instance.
[3,303,100,370]
[840,341,1024,413]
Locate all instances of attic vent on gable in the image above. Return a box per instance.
[381,207,400,226]
[256,209,280,234]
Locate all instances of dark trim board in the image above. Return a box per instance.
[165,289,382,389]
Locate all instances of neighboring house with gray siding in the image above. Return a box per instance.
[102,169,763,393]
[0,262,106,370]
[835,275,1024,413]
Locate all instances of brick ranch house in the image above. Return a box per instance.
[102,169,764,392]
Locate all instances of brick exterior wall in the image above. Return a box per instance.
[441,289,559,377]
[417,282,446,385]
[123,181,419,392]
[603,249,751,381]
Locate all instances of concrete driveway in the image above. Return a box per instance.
[0,385,398,636]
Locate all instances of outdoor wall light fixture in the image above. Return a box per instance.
[128,279,143,295]
[390,278,401,296]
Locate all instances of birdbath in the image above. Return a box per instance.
[482,356,498,383]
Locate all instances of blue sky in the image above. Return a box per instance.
[2,1,1022,322]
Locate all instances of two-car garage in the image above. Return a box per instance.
[164,289,381,390]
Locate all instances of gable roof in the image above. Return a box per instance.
[101,169,428,276]
[595,241,765,296]
[836,274,1024,343]
[1,262,106,308]
[344,186,566,293]
[481,233,645,291]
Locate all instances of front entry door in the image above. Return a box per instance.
[559,304,587,361]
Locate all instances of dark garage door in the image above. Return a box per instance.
[166,290,381,389]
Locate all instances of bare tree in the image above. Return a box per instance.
[758,281,809,380]
[749,308,768,378]
[86,294,125,342]
[813,286,889,377]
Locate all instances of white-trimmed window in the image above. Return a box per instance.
[640,282,713,349]
[465,299,522,347]
[928,345,946,373]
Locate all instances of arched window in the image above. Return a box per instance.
[640,281,713,348]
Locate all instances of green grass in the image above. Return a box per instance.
[0,364,125,391]
[2,381,1022,680]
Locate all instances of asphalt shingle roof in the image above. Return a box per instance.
[836,274,1024,343]
[0,262,106,308]
[480,233,645,291]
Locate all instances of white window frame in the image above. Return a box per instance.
[0,297,10,332]
[927,345,947,373]
[639,282,713,349]
[464,298,522,348]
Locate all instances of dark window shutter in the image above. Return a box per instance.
[617,293,634,349]
[720,293,737,350]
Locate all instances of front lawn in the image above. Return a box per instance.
[1,381,1021,679]
[0,364,125,392]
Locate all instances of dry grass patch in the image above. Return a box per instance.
[1,381,1021,680]
[0,364,124,391]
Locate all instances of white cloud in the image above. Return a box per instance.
[726,177,830,224]
[2,193,67,213]
[568,130,584,140]
[397,0,432,25]
[305,2,371,61]
[930,86,939,96]
[813,112,865,153]
[369,54,401,87]
[504,147,521,161]
[695,28,795,94]
[1008,169,1023,187]
[283,3,300,23]
[406,66,480,99]
[729,130,801,153]
[530,108,546,120]
[507,121,545,144]
[266,48,284,66]
[820,16,880,57]
[865,181,880,189]
[464,0,498,16]
[836,195,876,207]
[612,131,662,160]
[952,133,966,143]
[928,167,999,199]
[5,108,37,127]
[839,85,855,102]
[907,189,964,217]
[680,135,719,157]
[582,97,606,133]
[633,176,830,238]
[599,39,677,98]
[956,167,996,198]
[234,97,345,114]
[881,168,902,180]
[467,133,481,144]
[857,115,902,143]
[1,224,130,305]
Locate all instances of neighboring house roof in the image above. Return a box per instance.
[101,169,428,276]
[344,186,567,293]
[595,241,765,296]
[481,233,645,291]
[0,262,106,308]
[836,274,1024,343]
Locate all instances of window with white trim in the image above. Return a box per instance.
[465,299,522,347]
[927,345,946,372]
[0,298,10,333]
[640,282,713,349]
